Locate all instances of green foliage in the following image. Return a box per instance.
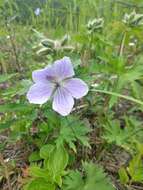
[40,144,55,160]
[119,142,143,184]
[0,103,32,113]
[102,117,143,150]
[1,1,143,190]
[28,151,41,162]
[33,30,74,57]
[63,162,115,190]
[23,115,91,189]
[24,145,68,189]
[24,178,55,190]
[63,170,83,190]
[45,145,69,186]
[118,167,129,184]
[128,154,143,182]
[123,10,143,27]
[0,74,17,83]
[56,116,91,151]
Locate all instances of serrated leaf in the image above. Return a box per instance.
[83,162,115,190]
[102,119,140,147]
[56,116,91,150]
[63,170,84,190]
[63,162,115,190]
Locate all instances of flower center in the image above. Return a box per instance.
[55,82,60,88]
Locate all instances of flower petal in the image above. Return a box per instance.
[64,78,89,99]
[52,87,74,116]
[27,82,54,104]
[32,66,55,83]
[53,57,75,80]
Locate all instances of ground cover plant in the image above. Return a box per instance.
[1,0,143,189]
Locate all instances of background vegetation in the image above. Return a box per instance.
[1,0,143,190]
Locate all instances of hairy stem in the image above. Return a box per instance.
[91,89,143,106]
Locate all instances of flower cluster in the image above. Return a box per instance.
[87,18,104,34]
[123,10,143,27]
[34,8,41,16]
[27,57,88,116]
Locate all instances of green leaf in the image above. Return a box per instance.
[0,74,17,83]
[29,151,41,162]
[83,162,115,190]
[63,170,84,190]
[128,154,143,182]
[54,175,62,187]
[0,120,14,131]
[0,103,32,113]
[40,144,54,159]
[47,145,69,175]
[63,162,115,190]
[43,109,60,128]
[118,167,129,184]
[24,178,55,190]
[102,119,136,146]
[56,116,91,150]
[29,166,50,180]
[18,79,33,95]
[45,145,69,186]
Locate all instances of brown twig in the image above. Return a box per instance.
[0,154,12,190]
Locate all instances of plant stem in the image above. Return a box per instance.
[91,89,143,106]
[66,117,79,142]
[119,32,126,57]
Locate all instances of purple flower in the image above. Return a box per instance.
[34,8,41,16]
[27,57,89,116]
